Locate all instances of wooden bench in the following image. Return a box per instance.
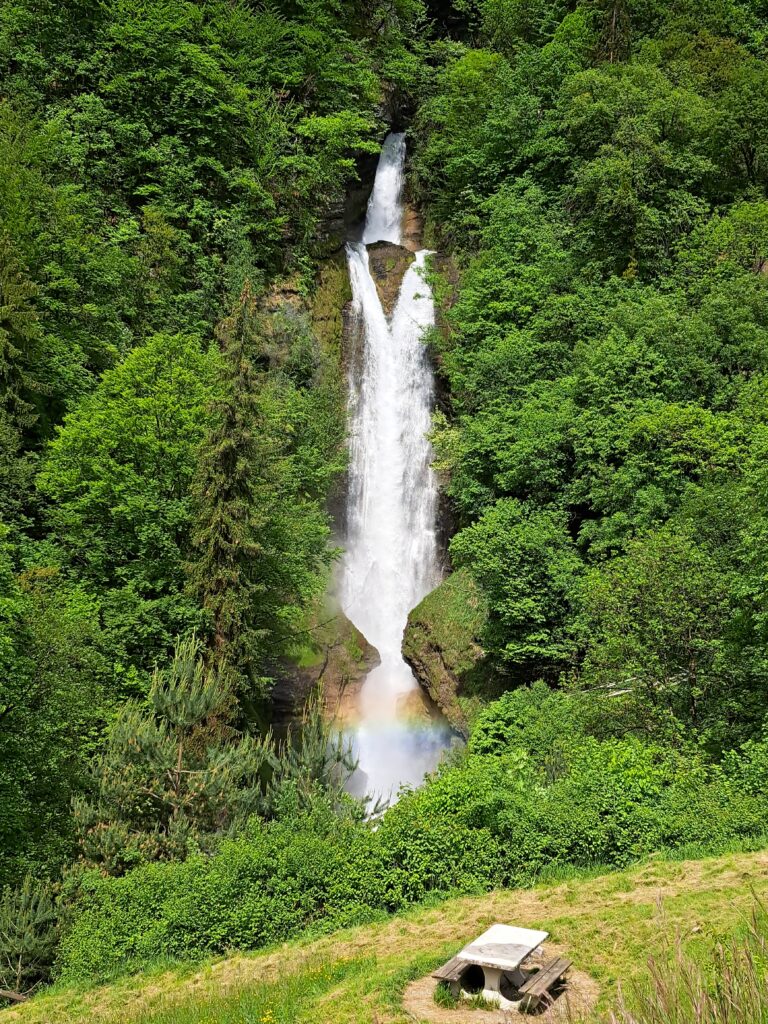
[431,955,465,983]
[518,956,572,1009]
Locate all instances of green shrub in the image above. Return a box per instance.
[469,681,588,757]
[381,715,768,891]
[58,795,382,981]
[723,737,768,797]
[56,695,768,984]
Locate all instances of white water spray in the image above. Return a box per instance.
[341,133,452,801]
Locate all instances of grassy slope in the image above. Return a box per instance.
[9,848,768,1024]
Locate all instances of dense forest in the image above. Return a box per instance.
[2,0,768,1014]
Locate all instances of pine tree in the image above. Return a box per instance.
[188,281,280,699]
[269,691,359,809]
[593,0,631,63]
[73,636,276,875]
[0,875,58,1004]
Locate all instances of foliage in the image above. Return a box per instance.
[0,530,109,886]
[0,875,58,1004]
[58,795,384,981]
[73,637,276,877]
[579,524,746,750]
[450,499,582,678]
[413,0,768,747]
[54,686,768,982]
[267,693,360,813]
[37,333,216,676]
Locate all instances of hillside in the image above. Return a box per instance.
[9,848,768,1024]
[3,0,768,1018]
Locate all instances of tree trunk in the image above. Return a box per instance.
[0,989,28,1003]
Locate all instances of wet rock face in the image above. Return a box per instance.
[402,569,492,737]
[315,150,380,256]
[366,241,415,316]
[400,203,424,253]
[270,608,380,735]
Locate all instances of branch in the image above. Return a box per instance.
[0,989,28,1004]
[268,614,342,648]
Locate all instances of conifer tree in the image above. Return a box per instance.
[0,875,58,1004]
[592,0,631,63]
[74,636,276,875]
[188,281,279,698]
[0,234,42,438]
[269,692,359,810]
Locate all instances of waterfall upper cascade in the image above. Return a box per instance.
[341,133,453,802]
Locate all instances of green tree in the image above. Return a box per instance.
[37,332,217,675]
[450,499,582,678]
[189,283,281,697]
[189,283,336,703]
[0,233,41,437]
[580,524,740,746]
[74,636,276,876]
[0,532,108,885]
[0,875,58,1005]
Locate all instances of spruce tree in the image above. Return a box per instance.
[189,281,278,697]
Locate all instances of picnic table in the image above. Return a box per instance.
[432,924,571,1011]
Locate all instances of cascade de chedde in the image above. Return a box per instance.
[340,132,454,802]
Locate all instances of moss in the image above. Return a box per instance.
[402,569,495,735]
[366,242,415,315]
[311,252,352,357]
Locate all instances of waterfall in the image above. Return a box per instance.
[341,132,452,802]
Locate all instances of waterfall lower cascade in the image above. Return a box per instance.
[341,132,453,802]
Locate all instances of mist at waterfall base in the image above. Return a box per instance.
[340,133,455,804]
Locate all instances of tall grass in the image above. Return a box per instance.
[610,904,768,1024]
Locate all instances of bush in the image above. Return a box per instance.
[56,693,768,984]
[379,695,768,891]
[469,681,588,757]
[58,794,382,981]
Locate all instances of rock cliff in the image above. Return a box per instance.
[402,568,492,736]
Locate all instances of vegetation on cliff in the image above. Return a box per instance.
[412,0,768,752]
[3,0,768,1016]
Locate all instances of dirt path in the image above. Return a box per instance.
[402,943,600,1024]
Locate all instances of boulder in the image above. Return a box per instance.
[402,569,493,737]
[366,241,415,316]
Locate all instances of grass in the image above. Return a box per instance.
[122,957,375,1024]
[7,847,768,1024]
[609,903,768,1024]
[434,981,458,1007]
